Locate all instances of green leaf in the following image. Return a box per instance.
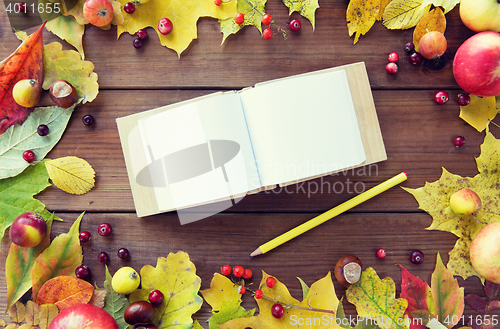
[336,298,379,329]
[192,321,204,329]
[297,277,310,301]
[346,267,409,329]
[420,0,459,13]
[102,265,129,328]
[5,216,53,311]
[45,15,85,59]
[431,253,464,329]
[0,104,76,179]
[129,251,203,329]
[220,0,267,44]
[208,293,255,329]
[282,0,319,29]
[0,163,56,242]
[382,0,431,30]
[31,213,84,301]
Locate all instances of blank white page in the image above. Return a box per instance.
[239,69,366,186]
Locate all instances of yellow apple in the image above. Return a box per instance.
[449,188,481,215]
[470,221,500,283]
[460,0,500,32]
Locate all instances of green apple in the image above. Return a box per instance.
[449,188,481,215]
[460,0,500,33]
[470,221,500,283]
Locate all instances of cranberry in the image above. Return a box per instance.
[410,250,424,264]
[404,42,415,53]
[148,290,164,308]
[82,114,95,126]
[136,29,148,40]
[75,265,90,280]
[124,2,135,14]
[376,248,386,259]
[133,38,143,49]
[97,252,109,263]
[98,222,112,236]
[433,90,449,105]
[409,52,422,65]
[22,150,35,162]
[386,62,398,75]
[79,231,91,242]
[37,124,49,136]
[454,136,465,147]
[457,93,471,106]
[271,303,284,318]
[388,52,399,63]
[289,19,301,32]
[117,247,130,259]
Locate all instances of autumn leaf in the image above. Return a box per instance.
[45,156,95,195]
[0,22,45,135]
[346,267,409,329]
[420,0,460,13]
[129,251,203,328]
[0,162,58,243]
[36,276,94,311]
[219,272,340,328]
[459,95,498,132]
[413,7,446,52]
[336,298,378,329]
[376,0,392,21]
[0,104,77,179]
[383,0,431,30]
[282,0,319,29]
[43,42,99,103]
[117,0,238,56]
[8,302,26,324]
[5,216,53,312]
[46,15,85,59]
[89,289,107,308]
[347,0,382,44]
[297,277,310,301]
[404,132,500,281]
[31,213,84,300]
[25,300,40,326]
[220,0,266,44]
[38,304,59,329]
[101,265,129,328]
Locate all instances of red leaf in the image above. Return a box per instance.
[464,294,488,313]
[36,276,94,311]
[487,300,500,312]
[399,265,434,329]
[484,280,500,299]
[0,22,45,135]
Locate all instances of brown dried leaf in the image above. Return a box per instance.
[36,276,94,311]
[89,289,107,308]
[25,301,39,326]
[413,7,446,52]
[8,302,25,324]
[38,304,58,329]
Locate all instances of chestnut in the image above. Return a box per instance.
[124,301,155,325]
[49,80,77,108]
[334,254,362,286]
[133,325,158,329]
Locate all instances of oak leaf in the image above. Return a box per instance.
[129,251,203,328]
[31,213,84,300]
[220,0,266,44]
[36,276,94,311]
[459,95,497,132]
[282,0,319,29]
[404,132,500,281]
[218,272,340,328]
[346,267,409,329]
[45,156,95,195]
[336,298,378,329]
[413,7,446,52]
[5,216,53,312]
[383,0,430,30]
[116,0,237,56]
[101,265,129,328]
[45,15,85,59]
[347,0,382,44]
[0,23,45,135]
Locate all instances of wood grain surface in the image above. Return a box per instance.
[0,0,497,327]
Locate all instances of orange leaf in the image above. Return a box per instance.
[413,7,446,52]
[36,276,94,311]
[0,22,45,135]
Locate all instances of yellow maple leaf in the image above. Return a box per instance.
[413,7,446,52]
[347,0,382,44]
[283,0,319,30]
[459,95,498,132]
[45,156,95,195]
[383,0,431,30]
[219,272,341,328]
[200,273,241,312]
[376,0,392,21]
[117,0,238,56]
[220,0,267,44]
[404,132,500,281]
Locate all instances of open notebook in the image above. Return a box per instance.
[116,62,387,223]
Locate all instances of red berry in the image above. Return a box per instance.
[289,19,301,32]
[386,62,398,75]
[221,264,232,276]
[237,285,246,294]
[234,13,244,25]
[117,247,130,259]
[376,248,386,259]
[22,150,35,162]
[75,265,90,280]
[410,250,424,264]
[98,223,112,236]
[158,17,173,35]
[136,29,148,40]
[388,52,399,63]
[233,265,244,278]
[82,114,95,126]
[405,42,415,53]
[409,52,422,65]
[457,93,470,106]
[433,90,449,105]
[37,124,49,136]
[214,0,221,5]
[97,251,109,263]
[79,231,91,242]
[271,303,284,318]
[263,28,273,40]
[243,268,252,279]
[149,290,164,307]
[266,276,276,288]
[254,289,263,299]
[262,14,272,25]
[124,2,135,14]
[133,38,143,49]
[454,136,465,147]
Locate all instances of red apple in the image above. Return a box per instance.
[453,31,500,97]
[418,31,447,59]
[9,212,47,248]
[83,0,114,27]
[48,304,119,329]
[460,0,500,33]
[470,221,500,284]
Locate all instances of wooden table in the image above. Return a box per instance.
[0,1,496,327]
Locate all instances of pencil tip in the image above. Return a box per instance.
[250,248,262,257]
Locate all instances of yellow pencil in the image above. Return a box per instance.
[250,172,408,257]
